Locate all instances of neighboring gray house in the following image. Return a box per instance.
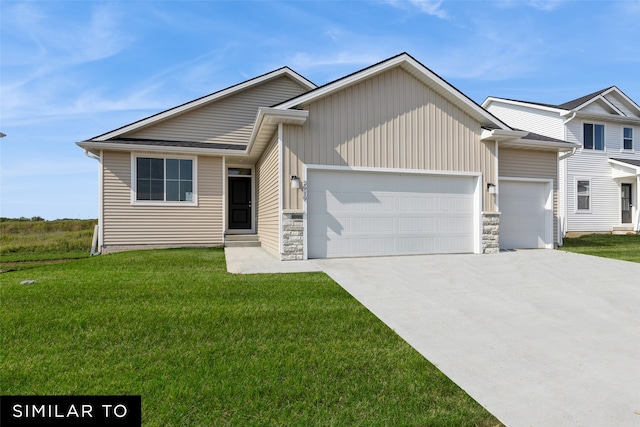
[77,53,577,259]
[483,87,640,239]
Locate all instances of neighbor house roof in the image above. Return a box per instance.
[610,158,640,168]
[483,86,640,119]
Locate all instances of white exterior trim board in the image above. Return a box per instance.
[129,152,199,207]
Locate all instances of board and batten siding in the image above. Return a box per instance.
[126,76,308,145]
[102,151,223,249]
[499,148,558,243]
[282,67,497,212]
[256,136,280,254]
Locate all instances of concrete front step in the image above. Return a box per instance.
[612,226,638,235]
[225,234,261,247]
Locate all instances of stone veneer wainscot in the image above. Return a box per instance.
[482,212,500,254]
[282,210,304,260]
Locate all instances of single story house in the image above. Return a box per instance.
[77,52,578,260]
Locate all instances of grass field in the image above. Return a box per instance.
[0,218,97,263]
[561,233,640,263]
[1,248,501,426]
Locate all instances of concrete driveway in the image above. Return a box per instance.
[313,250,640,427]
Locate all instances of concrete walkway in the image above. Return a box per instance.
[225,247,640,426]
[224,246,321,274]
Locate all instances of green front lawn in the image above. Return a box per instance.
[561,234,640,263]
[1,249,500,426]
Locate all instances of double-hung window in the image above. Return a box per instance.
[576,180,591,211]
[583,123,604,150]
[623,127,633,150]
[135,156,195,203]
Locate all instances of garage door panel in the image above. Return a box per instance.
[308,170,476,258]
[500,180,551,249]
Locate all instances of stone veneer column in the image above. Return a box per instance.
[282,209,304,260]
[482,212,500,254]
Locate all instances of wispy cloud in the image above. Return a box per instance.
[384,0,449,19]
[494,0,566,11]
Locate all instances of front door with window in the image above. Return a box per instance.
[228,176,252,230]
[622,183,633,224]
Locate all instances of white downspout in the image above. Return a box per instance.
[83,149,103,255]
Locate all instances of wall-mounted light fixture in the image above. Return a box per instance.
[487,183,497,194]
[291,175,301,189]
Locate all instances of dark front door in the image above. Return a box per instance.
[622,183,632,224]
[229,177,251,229]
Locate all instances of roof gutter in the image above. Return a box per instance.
[245,107,309,155]
[76,141,245,157]
[84,149,100,161]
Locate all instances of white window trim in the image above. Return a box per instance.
[581,121,606,152]
[621,126,634,152]
[130,153,198,206]
[575,177,592,214]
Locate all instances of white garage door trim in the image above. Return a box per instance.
[498,177,554,249]
[303,165,482,259]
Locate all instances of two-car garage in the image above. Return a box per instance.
[304,169,553,259]
[306,169,480,258]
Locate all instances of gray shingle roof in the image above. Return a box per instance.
[557,87,614,110]
[610,158,640,168]
[106,138,246,151]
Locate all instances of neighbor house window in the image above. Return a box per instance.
[136,157,194,202]
[583,123,604,150]
[623,127,633,150]
[576,180,590,211]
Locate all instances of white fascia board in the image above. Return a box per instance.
[482,97,567,114]
[277,54,509,130]
[93,68,315,141]
[605,86,640,116]
[608,158,640,175]
[481,128,529,141]
[245,107,308,155]
[501,138,580,152]
[573,95,626,117]
[76,141,245,157]
[570,111,640,124]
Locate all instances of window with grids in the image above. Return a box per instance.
[136,157,193,202]
[576,180,590,211]
[583,123,604,150]
[623,127,633,150]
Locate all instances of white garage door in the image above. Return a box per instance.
[499,180,552,249]
[307,170,477,258]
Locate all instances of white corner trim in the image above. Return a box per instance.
[278,123,284,255]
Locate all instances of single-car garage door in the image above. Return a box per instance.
[499,180,552,249]
[307,170,477,258]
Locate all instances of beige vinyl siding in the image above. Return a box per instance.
[102,151,223,249]
[282,67,496,211]
[499,148,558,243]
[126,76,308,145]
[256,136,280,254]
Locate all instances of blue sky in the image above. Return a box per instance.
[1,0,639,219]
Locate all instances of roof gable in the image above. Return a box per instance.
[275,52,510,130]
[92,67,316,142]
